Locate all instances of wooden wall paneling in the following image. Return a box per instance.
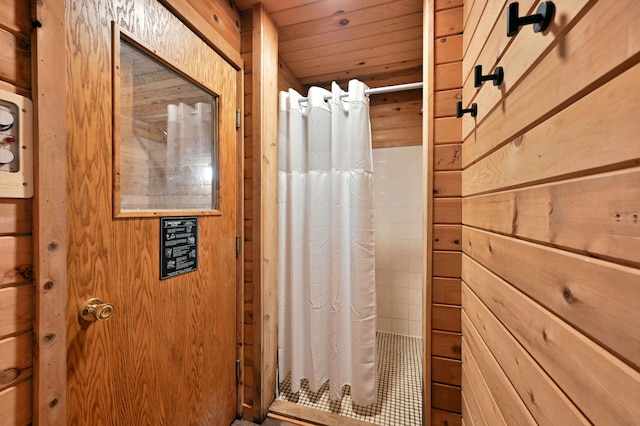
[432,251,462,278]
[433,171,461,197]
[432,277,461,305]
[460,369,486,426]
[434,34,463,64]
[462,1,640,166]
[436,0,464,11]
[434,117,461,144]
[1,0,31,38]
[432,304,461,332]
[435,62,462,91]
[461,338,507,426]
[462,282,590,425]
[463,62,640,196]
[1,220,27,253]
[432,356,462,386]
[435,7,464,38]
[463,226,640,369]
[277,57,304,93]
[251,3,279,421]
[462,255,640,424]
[462,311,537,425]
[433,408,462,426]
[0,285,33,338]
[432,330,462,359]
[433,224,461,251]
[432,382,462,413]
[463,167,640,265]
[461,0,489,55]
[0,28,30,91]
[434,89,461,117]
[0,379,31,426]
[240,8,253,417]
[433,198,462,223]
[0,332,32,392]
[434,144,461,171]
[463,0,589,110]
[0,236,32,286]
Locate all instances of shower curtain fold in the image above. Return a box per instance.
[278,80,377,406]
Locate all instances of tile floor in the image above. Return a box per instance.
[277,332,423,425]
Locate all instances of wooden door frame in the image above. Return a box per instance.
[32,0,68,424]
[422,0,435,423]
[32,1,246,424]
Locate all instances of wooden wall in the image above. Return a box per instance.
[0,2,33,425]
[241,3,281,421]
[461,0,640,424]
[429,0,463,424]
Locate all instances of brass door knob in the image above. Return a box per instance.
[80,298,115,322]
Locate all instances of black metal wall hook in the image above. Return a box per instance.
[456,101,477,118]
[474,65,504,87]
[507,1,555,37]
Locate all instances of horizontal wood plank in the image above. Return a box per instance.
[462,255,640,425]
[434,171,461,197]
[0,200,32,235]
[433,251,462,278]
[432,382,462,413]
[435,34,463,64]
[435,62,462,91]
[0,285,33,338]
[461,368,487,426]
[463,226,640,368]
[462,313,539,425]
[432,330,462,360]
[462,283,590,426]
[463,167,640,265]
[0,379,31,426]
[434,117,461,145]
[433,224,462,251]
[434,89,461,118]
[463,0,590,117]
[432,408,462,426]
[0,28,30,90]
[432,277,461,305]
[433,198,462,224]
[463,62,640,195]
[462,1,640,165]
[432,356,462,386]
[0,332,32,391]
[434,144,462,171]
[433,304,461,332]
[461,345,506,426]
[435,7,464,38]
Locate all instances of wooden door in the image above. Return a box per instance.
[65,1,239,425]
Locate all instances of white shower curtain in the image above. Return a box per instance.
[277,80,377,406]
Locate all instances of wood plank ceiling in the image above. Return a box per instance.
[234,0,423,90]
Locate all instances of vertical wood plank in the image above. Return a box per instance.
[33,0,67,423]
[251,3,279,422]
[423,0,436,422]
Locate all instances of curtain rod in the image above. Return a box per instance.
[298,81,423,103]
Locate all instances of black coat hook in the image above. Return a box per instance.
[456,101,477,118]
[474,65,504,87]
[507,1,555,37]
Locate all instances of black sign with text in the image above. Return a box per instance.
[160,216,198,280]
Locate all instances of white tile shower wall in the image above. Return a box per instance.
[373,146,423,337]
